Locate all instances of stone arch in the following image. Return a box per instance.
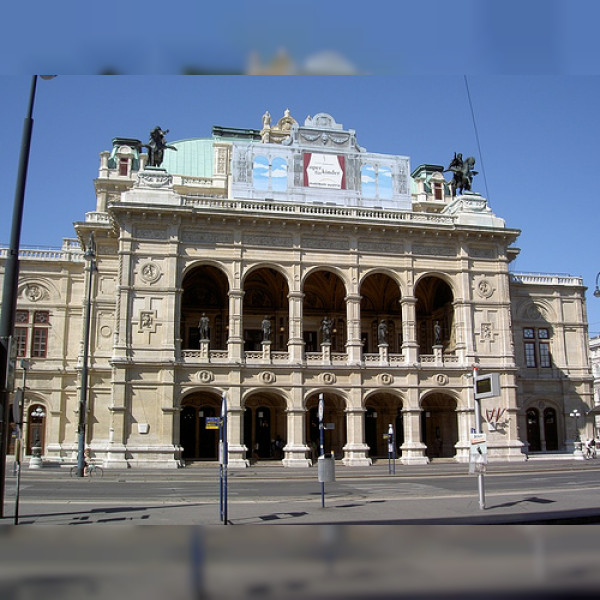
[242,389,288,461]
[523,399,563,453]
[363,390,404,458]
[181,263,230,350]
[179,389,223,461]
[420,392,458,459]
[242,266,290,352]
[414,274,455,355]
[302,270,348,352]
[305,391,348,459]
[360,271,403,353]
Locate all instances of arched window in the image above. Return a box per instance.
[378,166,393,199]
[253,155,269,190]
[271,157,288,192]
[253,156,288,192]
[361,164,377,198]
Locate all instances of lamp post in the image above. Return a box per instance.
[0,75,51,518]
[76,233,97,477]
[594,272,600,298]
[569,409,582,443]
[13,358,30,525]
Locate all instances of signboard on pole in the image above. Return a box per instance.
[205,417,220,430]
[474,373,500,400]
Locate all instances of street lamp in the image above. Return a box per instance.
[0,75,54,518]
[570,409,582,442]
[76,233,97,477]
[594,272,600,298]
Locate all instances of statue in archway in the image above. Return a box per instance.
[198,313,210,340]
[261,316,272,342]
[378,319,388,345]
[321,316,334,344]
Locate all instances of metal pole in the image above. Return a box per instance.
[14,360,29,525]
[221,392,228,524]
[0,76,38,518]
[473,365,486,510]
[77,235,96,477]
[318,393,325,508]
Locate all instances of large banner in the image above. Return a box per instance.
[303,153,345,189]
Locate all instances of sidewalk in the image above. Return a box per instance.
[13,453,600,482]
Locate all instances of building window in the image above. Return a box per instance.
[14,327,28,357]
[433,182,444,201]
[119,157,129,176]
[32,328,48,358]
[523,327,552,368]
[524,342,537,367]
[539,343,551,368]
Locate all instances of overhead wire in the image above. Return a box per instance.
[464,76,491,201]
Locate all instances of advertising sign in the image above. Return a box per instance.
[303,153,346,189]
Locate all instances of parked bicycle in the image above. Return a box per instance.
[70,463,103,478]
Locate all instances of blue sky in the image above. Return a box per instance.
[2,75,600,336]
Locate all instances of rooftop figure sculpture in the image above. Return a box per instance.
[144,126,177,167]
[445,152,477,196]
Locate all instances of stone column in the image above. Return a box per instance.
[228,289,244,363]
[227,406,250,469]
[342,407,372,466]
[288,291,305,363]
[345,293,363,364]
[401,296,418,364]
[455,406,471,463]
[282,407,311,467]
[401,408,429,464]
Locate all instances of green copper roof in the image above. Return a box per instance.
[161,138,214,178]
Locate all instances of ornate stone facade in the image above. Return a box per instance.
[1,112,594,468]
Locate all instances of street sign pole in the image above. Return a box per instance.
[219,392,228,524]
[473,366,486,510]
[387,423,395,475]
[318,393,325,507]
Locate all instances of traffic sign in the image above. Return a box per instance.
[205,417,220,430]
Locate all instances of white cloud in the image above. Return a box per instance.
[271,168,288,178]
[253,161,269,171]
[361,175,376,184]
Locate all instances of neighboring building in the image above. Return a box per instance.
[1,110,594,468]
[589,335,600,438]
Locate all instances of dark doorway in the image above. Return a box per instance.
[527,408,541,452]
[180,404,218,460]
[365,408,378,458]
[544,407,559,451]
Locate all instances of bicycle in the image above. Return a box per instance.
[70,463,104,478]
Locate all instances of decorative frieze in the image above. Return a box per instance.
[181,230,234,245]
[412,243,455,257]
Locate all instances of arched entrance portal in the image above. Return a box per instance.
[180,392,221,460]
[243,392,287,461]
[306,393,347,459]
[365,393,403,458]
[421,394,458,459]
[544,407,559,451]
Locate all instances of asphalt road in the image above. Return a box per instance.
[3,461,600,525]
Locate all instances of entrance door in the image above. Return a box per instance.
[365,408,378,457]
[255,407,272,458]
[544,407,559,451]
[27,405,46,454]
[180,405,218,460]
[526,408,541,452]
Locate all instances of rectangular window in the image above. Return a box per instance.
[524,342,537,367]
[433,182,443,201]
[523,328,535,339]
[31,328,48,358]
[14,327,28,357]
[538,328,549,339]
[119,158,129,176]
[539,343,551,368]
